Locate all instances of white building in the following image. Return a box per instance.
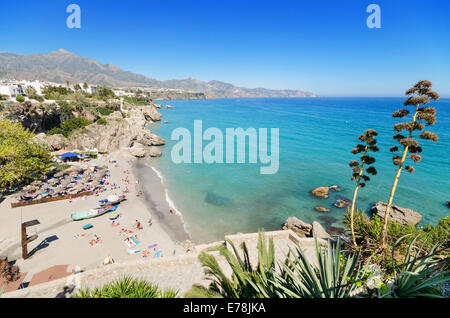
[0,84,23,98]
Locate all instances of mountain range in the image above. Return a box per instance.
[0,49,315,98]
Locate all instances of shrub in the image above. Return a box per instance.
[15,95,25,102]
[0,94,9,101]
[96,118,107,125]
[343,210,450,267]
[97,107,114,116]
[58,101,73,114]
[0,120,53,191]
[74,276,178,298]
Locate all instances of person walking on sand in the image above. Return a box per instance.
[148,217,152,227]
[169,208,174,215]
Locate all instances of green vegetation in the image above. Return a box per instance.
[344,210,449,259]
[24,87,44,102]
[15,95,25,102]
[42,86,73,100]
[96,118,107,125]
[381,80,440,247]
[97,107,114,116]
[0,95,9,101]
[124,95,152,106]
[0,120,53,191]
[188,231,448,298]
[74,276,178,298]
[57,100,73,115]
[48,117,92,137]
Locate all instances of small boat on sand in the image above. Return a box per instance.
[99,195,126,206]
[71,205,117,221]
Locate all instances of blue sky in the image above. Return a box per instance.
[1,0,449,96]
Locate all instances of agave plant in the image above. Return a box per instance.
[381,235,450,298]
[189,231,374,298]
[74,276,178,298]
[269,238,369,298]
[186,231,277,298]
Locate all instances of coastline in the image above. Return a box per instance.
[133,160,191,243]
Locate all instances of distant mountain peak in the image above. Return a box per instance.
[52,48,72,54]
[0,50,316,98]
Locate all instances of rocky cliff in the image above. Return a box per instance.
[64,105,166,157]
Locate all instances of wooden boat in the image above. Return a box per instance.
[71,205,117,221]
[99,195,126,207]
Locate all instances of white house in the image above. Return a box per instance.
[0,84,23,98]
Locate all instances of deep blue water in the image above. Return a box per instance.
[146,98,450,242]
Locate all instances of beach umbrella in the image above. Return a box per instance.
[28,265,74,287]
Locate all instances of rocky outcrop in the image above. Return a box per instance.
[66,105,165,157]
[129,145,147,158]
[311,187,330,198]
[315,206,331,213]
[282,217,312,238]
[311,185,341,199]
[143,107,162,122]
[136,130,165,146]
[333,198,351,208]
[312,221,331,240]
[371,201,422,226]
[148,146,163,157]
[283,217,333,240]
[2,101,68,133]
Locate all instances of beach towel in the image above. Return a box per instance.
[127,248,141,255]
[154,250,162,258]
[83,224,93,230]
[148,244,158,249]
[131,237,141,245]
[124,239,134,248]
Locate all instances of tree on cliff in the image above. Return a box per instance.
[0,120,53,191]
[380,80,440,248]
[348,129,379,247]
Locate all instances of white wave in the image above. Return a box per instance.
[150,166,190,235]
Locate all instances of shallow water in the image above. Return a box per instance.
[145,98,450,243]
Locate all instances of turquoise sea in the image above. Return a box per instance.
[145,98,450,243]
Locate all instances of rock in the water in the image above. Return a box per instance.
[329,185,341,192]
[205,192,234,207]
[282,217,312,238]
[446,201,450,208]
[148,146,162,157]
[326,225,346,236]
[371,201,422,226]
[312,221,331,239]
[315,206,332,213]
[333,198,351,208]
[311,187,330,198]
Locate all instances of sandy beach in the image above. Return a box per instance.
[0,149,188,283]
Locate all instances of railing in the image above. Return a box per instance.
[11,191,94,208]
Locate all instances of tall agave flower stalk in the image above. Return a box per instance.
[348,129,379,247]
[380,80,440,248]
